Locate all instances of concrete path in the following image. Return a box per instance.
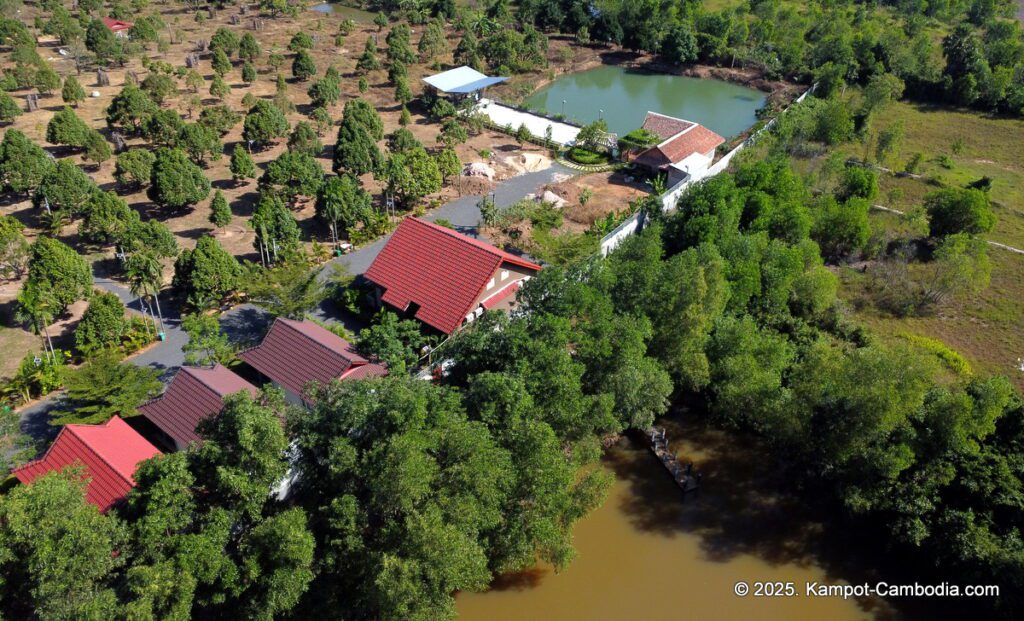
[476,99,581,146]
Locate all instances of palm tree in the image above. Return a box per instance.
[15,281,58,362]
[124,250,166,338]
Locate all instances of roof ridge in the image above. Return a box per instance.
[408,217,541,270]
[182,364,252,397]
[278,318,361,364]
[64,418,137,487]
[656,123,697,148]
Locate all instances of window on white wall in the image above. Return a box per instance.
[487,277,495,290]
[500,270,509,281]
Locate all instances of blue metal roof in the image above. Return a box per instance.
[422,66,508,93]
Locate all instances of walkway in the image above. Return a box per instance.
[475,98,581,146]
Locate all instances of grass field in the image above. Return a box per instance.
[785,99,1024,389]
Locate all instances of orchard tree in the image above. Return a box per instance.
[209,74,230,100]
[142,109,185,147]
[436,147,460,185]
[0,215,29,281]
[178,122,223,165]
[61,75,85,107]
[0,129,54,195]
[140,72,176,105]
[385,23,416,65]
[250,192,301,261]
[260,150,324,203]
[230,144,257,183]
[34,65,61,95]
[239,31,261,62]
[209,27,240,57]
[315,173,372,246]
[23,236,91,313]
[181,312,236,366]
[287,121,323,156]
[198,105,242,136]
[80,190,134,245]
[356,37,380,74]
[33,159,95,230]
[211,48,232,77]
[114,148,155,189]
[46,106,91,148]
[148,147,211,210]
[243,100,289,149]
[82,130,111,167]
[242,62,257,84]
[379,146,441,206]
[172,235,242,308]
[75,291,129,356]
[332,98,383,175]
[307,75,340,108]
[0,91,21,123]
[209,190,232,229]
[292,50,316,81]
[106,84,157,133]
[418,19,447,62]
[311,107,333,135]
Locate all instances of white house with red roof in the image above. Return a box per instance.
[631,112,725,186]
[363,217,542,335]
[139,364,258,451]
[102,17,133,38]
[239,318,387,405]
[12,416,161,513]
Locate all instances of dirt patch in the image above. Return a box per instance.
[504,152,553,174]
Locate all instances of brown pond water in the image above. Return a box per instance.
[457,417,907,621]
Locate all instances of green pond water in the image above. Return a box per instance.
[523,65,766,140]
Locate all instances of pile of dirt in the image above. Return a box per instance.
[535,181,581,206]
[504,152,553,174]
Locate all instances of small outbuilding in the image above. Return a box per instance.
[631,112,725,186]
[12,417,161,513]
[101,17,133,38]
[239,318,387,405]
[364,217,542,335]
[138,364,258,451]
[422,66,508,101]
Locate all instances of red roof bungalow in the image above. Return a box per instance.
[631,112,725,186]
[12,417,161,513]
[239,318,387,405]
[363,217,542,335]
[101,17,133,37]
[138,364,258,451]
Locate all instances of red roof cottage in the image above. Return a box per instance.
[139,364,258,451]
[12,417,161,512]
[363,217,542,335]
[631,112,725,186]
[239,318,387,404]
[101,17,133,37]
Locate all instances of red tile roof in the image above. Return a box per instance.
[634,114,725,171]
[12,417,161,512]
[364,217,542,334]
[139,364,258,449]
[641,111,695,141]
[102,17,133,31]
[239,318,387,398]
[481,280,520,310]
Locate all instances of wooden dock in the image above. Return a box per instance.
[645,427,700,494]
